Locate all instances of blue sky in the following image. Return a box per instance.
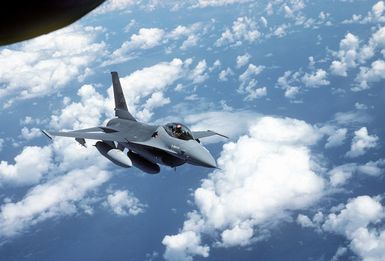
[1,0,385,260]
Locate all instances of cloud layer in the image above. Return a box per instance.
[163,116,325,260]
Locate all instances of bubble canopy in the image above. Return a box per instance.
[163,123,194,140]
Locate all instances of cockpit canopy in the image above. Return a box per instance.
[164,122,194,140]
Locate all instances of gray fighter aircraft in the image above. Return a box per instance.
[42,72,227,174]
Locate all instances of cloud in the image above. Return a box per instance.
[62,59,185,124]
[346,127,378,158]
[300,195,385,260]
[94,0,136,13]
[343,1,385,24]
[297,214,316,228]
[236,53,251,68]
[333,110,371,126]
[273,25,287,38]
[162,212,209,261]
[276,70,301,99]
[126,28,166,49]
[116,58,185,122]
[136,92,171,122]
[193,0,251,8]
[331,247,348,261]
[0,167,110,237]
[354,60,385,91]
[105,23,207,66]
[0,146,53,186]
[329,33,359,77]
[328,163,357,187]
[357,159,385,176]
[0,138,4,152]
[180,35,199,50]
[218,68,234,81]
[372,1,385,18]
[163,116,325,260]
[0,25,106,107]
[105,27,166,65]
[50,84,111,130]
[327,159,385,187]
[20,127,42,140]
[188,60,209,84]
[325,128,348,148]
[215,17,261,47]
[50,58,206,125]
[239,64,264,82]
[352,26,385,90]
[370,25,385,48]
[325,26,385,90]
[184,110,260,144]
[238,64,266,100]
[301,69,329,87]
[283,0,305,18]
[105,190,147,216]
[355,102,368,110]
[112,27,165,55]
[322,195,385,261]
[319,126,348,149]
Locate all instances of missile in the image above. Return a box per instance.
[95,141,132,168]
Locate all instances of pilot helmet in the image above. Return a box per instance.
[175,124,182,132]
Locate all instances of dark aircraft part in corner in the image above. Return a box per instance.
[127,151,160,174]
[95,141,132,168]
[0,0,106,46]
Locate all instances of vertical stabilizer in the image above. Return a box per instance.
[111,72,136,121]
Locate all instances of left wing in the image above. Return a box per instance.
[192,130,229,140]
[41,127,127,142]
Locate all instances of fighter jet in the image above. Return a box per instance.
[42,72,227,174]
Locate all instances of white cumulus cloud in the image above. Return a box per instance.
[322,195,385,261]
[0,25,106,107]
[0,167,110,237]
[238,64,266,100]
[301,69,330,87]
[193,0,251,8]
[162,116,325,260]
[216,17,261,47]
[346,127,378,158]
[236,53,251,68]
[0,146,52,186]
[105,190,147,216]
[329,33,359,77]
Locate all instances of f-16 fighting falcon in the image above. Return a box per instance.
[42,72,227,174]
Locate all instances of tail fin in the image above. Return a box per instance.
[111,71,136,121]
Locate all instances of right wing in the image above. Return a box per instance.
[192,130,229,139]
[41,127,127,142]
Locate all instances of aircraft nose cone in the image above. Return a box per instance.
[188,143,217,168]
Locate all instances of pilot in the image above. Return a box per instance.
[174,124,182,137]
